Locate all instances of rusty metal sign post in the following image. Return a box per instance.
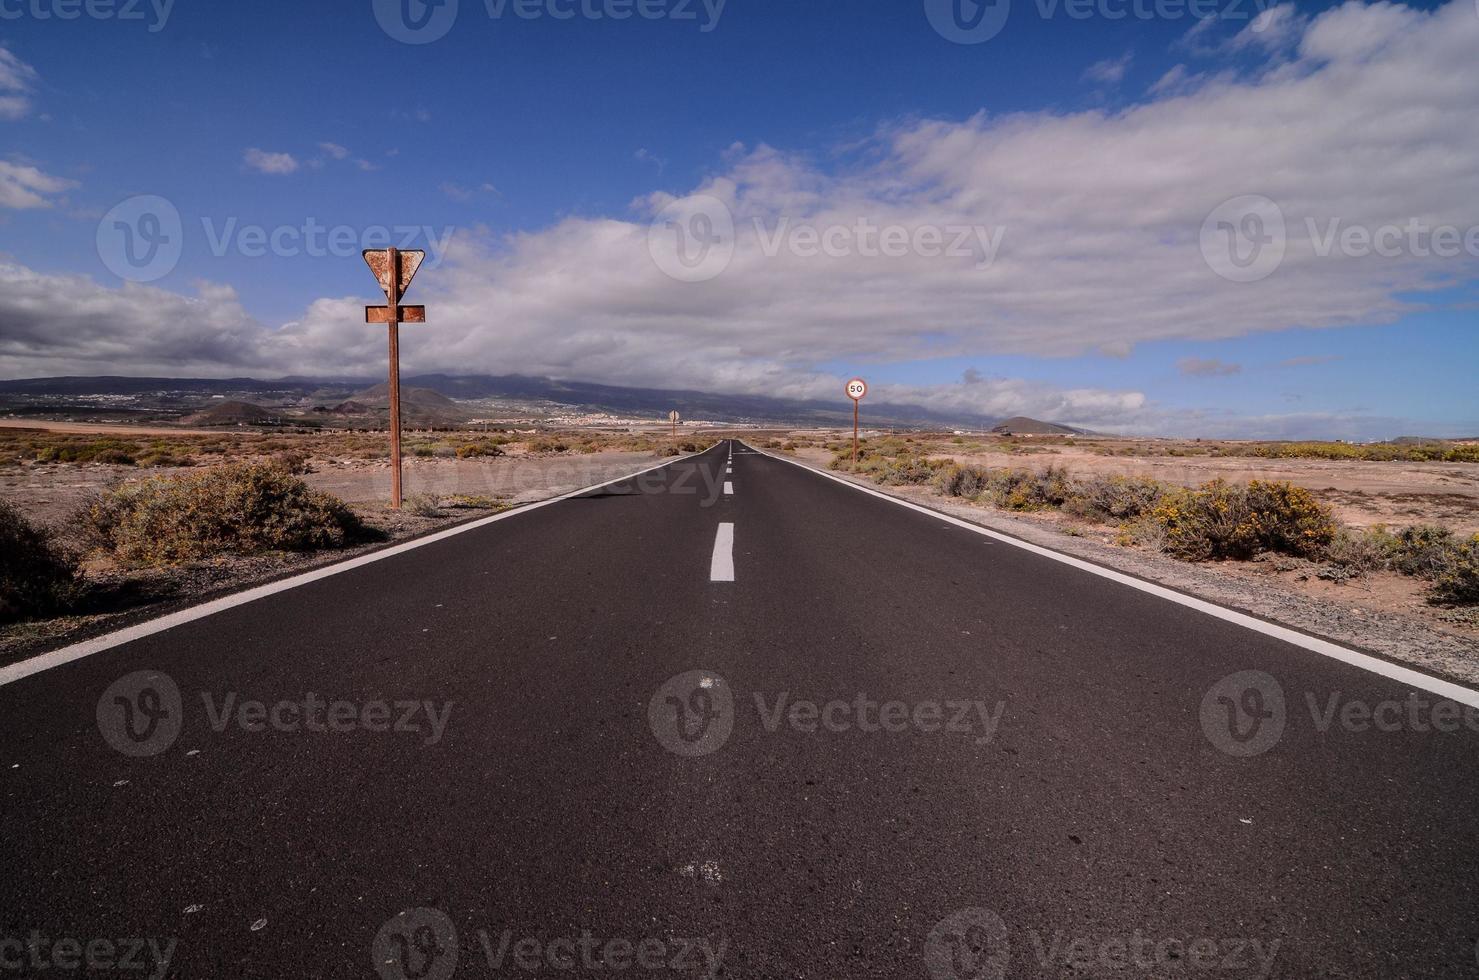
[669,410,681,444]
[363,247,427,510]
[845,378,867,463]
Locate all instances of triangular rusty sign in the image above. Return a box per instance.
[363,249,426,297]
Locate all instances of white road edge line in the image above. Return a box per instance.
[711,523,736,582]
[0,448,717,689]
[749,443,1479,708]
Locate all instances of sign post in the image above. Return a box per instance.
[669,410,681,443]
[363,247,427,510]
[845,378,867,463]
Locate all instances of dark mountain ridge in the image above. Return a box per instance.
[0,373,1053,430]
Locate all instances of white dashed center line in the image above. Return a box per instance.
[710,523,735,582]
[724,482,734,495]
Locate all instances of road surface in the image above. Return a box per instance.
[2,441,1477,979]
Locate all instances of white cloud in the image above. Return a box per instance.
[0,46,39,120]
[1299,0,1417,61]
[243,148,298,175]
[440,181,496,201]
[3,0,1478,439]
[635,147,668,173]
[1084,53,1132,84]
[1232,5,1305,51]
[312,142,376,171]
[0,160,76,209]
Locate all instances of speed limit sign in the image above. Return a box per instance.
[846,378,867,401]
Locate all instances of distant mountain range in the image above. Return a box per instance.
[990,416,1090,436]
[0,373,1070,431]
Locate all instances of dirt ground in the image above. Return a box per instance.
[786,430,1479,536]
[944,446,1479,536]
[0,419,198,436]
[0,452,665,527]
[304,452,662,506]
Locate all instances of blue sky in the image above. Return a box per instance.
[1,0,1476,437]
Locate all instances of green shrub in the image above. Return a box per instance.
[0,500,83,623]
[1147,480,1336,561]
[83,461,368,566]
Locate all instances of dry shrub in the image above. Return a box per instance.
[833,449,943,485]
[1429,537,1479,606]
[444,495,503,510]
[1388,525,1459,578]
[1321,527,1393,575]
[1064,475,1165,522]
[404,494,442,517]
[934,463,992,499]
[984,466,1074,511]
[0,500,83,622]
[269,449,311,474]
[455,442,504,459]
[83,461,368,566]
[1147,480,1336,561]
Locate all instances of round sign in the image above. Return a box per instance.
[669,411,680,423]
[845,378,868,401]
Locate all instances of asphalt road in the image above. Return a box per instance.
[3,440,1478,979]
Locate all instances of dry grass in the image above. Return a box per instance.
[81,461,373,566]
